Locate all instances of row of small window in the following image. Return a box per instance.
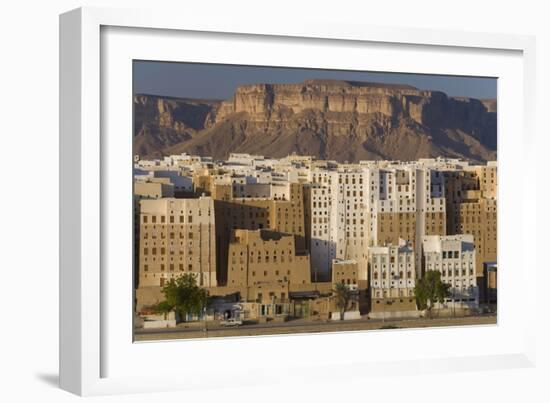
[373,271,412,280]
[342,203,363,210]
[143,241,197,248]
[143,232,199,240]
[379,214,416,221]
[143,242,201,255]
[142,214,206,224]
[344,232,366,238]
[443,251,460,259]
[441,269,474,277]
[338,177,364,185]
[142,256,198,263]
[461,205,497,212]
[337,279,357,285]
[443,298,476,303]
[460,226,497,234]
[142,263,193,272]
[446,285,476,292]
[230,268,292,277]
[372,281,415,288]
[379,225,414,233]
[232,254,293,264]
[461,216,496,223]
[372,255,413,264]
[374,288,415,298]
[226,210,268,217]
[143,247,196,255]
[345,218,366,225]
[374,299,414,304]
[232,248,292,256]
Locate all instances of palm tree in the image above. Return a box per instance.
[333,283,352,321]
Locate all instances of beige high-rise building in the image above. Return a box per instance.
[212,182,307,285]
[138,197,217,288]
[226,229,311,289]
[331,259,359,289]
[459,197,497,276]
[443,163,497,277]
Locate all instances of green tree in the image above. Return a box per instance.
[414,270,451,318]
[333,283,353,321]
[152,274,208,321]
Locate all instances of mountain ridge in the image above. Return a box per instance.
[133,79,497,162]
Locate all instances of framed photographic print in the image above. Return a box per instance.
[60,6,537,396]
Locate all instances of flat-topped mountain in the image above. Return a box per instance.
[134,79,497,162]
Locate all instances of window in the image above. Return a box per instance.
[143,216,148,224]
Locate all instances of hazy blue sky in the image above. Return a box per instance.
[134,61,497,100]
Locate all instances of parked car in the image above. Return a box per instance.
[220,318,243,327]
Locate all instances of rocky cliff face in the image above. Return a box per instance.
[133,95,220,158]
[134,79,497,162]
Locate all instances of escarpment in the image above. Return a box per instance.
[134,79,496,162]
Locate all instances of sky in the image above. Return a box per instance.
[133,60,497,100]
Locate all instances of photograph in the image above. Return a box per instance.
[132,61,498,341]
[2,0,545,400]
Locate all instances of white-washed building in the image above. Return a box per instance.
[422,234,479,309]
[368,240,418,318]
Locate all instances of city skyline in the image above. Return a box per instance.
[133,152,497,340]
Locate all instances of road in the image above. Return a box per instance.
[135,313,497,341]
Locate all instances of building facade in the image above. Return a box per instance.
[138,197,217,289]
[368,241,417,318]
[226,229,311,289]
[422,234,479,309]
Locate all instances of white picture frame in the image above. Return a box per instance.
[60,6,537,396]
